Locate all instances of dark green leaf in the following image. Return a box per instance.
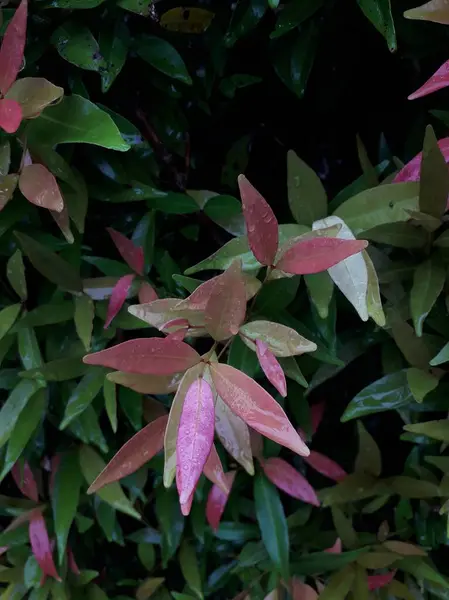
[52,22,105,71]
[271,0,324,38]
[60,369,105,429]
[6,250,27,301]
[0,304,21,340]
[419,125,449,218]
[20,357,87,382]
[179,541,202,599]
[99,21,129,92]
[356,0,396,51]
[13,302,74,330]
[136,35,192,85]
[410,259,445,337]
[0,379,45,448]
[155,488,184,566]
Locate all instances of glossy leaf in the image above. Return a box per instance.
[88,415,167,493]
[29,509,61,581]
[0,303,21,340]
[0,98,22,133]
[0,0,27,95]
[275,237,368,275]
[19,164,64,212]
[356,0,396,51]
[210,362,309,456]
[256,340,287,397]
[410,259,445,337]
[104,274,135,328]
[51,451,82,565]
[214,394,254,475]
[74,295,94,351]
[304,451,347,482]
[254,473,289,579]
[107,227,144,275]
[60,369,104,429]
[287,149,327,226]
[206,471,236,531]
[239,320,316,356]
[409,59,449,100]
[204,261,247,341]
[0,379,44,448]
[176,378,214,506]
[15,232,82,292]
[419,125,449,218]
[136,35,192,84]
[79,445,141,519]
[6,78,63,119]
[99,21,128,92]
[83,337,201,375]
[11,460,38,502]
[405,0,449,23]
[52,22,105,71]
[262,457,319,505]
[238,174,279,266]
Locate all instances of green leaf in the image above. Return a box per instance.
[18,327,43,370]
[364,222,428,248]
[79,445,140,519]
[52,22,105,71]
[319,566,355,600]
[228,335,259,378]
[0,388,46,482]
[69,405,108,453]
[203,195,245,236]
[386,475,440,498]
[74,295,95,351]
[398,558,449,588]
[321,473,383,506]
[333,182,419,236]
[431,342,449,365]
[341,370,412,421]
[419,125,449,218]
[99,21,129,93]
[287,149,327,226]
[254,473,289,580]
[0,379,45,448]
[20,356,87,382]
[253,277,300,313]
[52,450,83,565]
[404,420,449,443]
[291,549,368,576]
[304,272,334,319]
[407,367,439,403]
[271,0,324,38]
[136,35,192,85]
[117,0,152,16]
[0,304,21,341]
[27,95,130,151]
[119,387,142,431]
[363,251,385,327]
[147,193,199,214]
[179,541,202,599]
[103,377,117,433]
[15,232,83,293]
[138,543,156,572]
[410,259,445,337]
[356,0,396,51]
[13,302,74,330]
[155,488,184,566]
[225,0,267,46]
[60,370,105,429]
[6,250,27,301]
[355,421,382,477]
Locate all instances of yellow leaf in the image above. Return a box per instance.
[160,7,215,33]
[405,0,449,24]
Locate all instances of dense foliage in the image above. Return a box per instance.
[4,0,449,598]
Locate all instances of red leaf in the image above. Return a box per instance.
[311,402,325,435]
[204,261,247,341]
[138,281,158,304]
[0,0,27,95]
[67,547,80,576]
[0,98,22,133]
[393,136,449,183]
[325,538,342,554]
[367,571,396,591]
[83,337,201,375]
[304,451,347,482]
[88,415,168,493]
[107,227,144,275]
[261,457,319,506]
[408,59,449,100]
[238,174,278,266]
[104,274,135,329]
[275,238,368,275]
[176,276,219,311]
[11,461,38,502]
[203,444,230,495]
[256,339,287,397]
[176,378,215,505]
[19,164,64,212]
[29,509,61,581]
[206,471,236,531]
[210,363,309,456]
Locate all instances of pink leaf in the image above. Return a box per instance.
[238,174,278,266]
[165,329,188,342]
[104,274,135,329]
[290,579,318,600]
[176,276,220,311]
[0,98,22,133]
[176,378,215,505]
[261,457,320,506]
[304,451,347,482]
[83,337,201,375]
[203,444,230,495]
[107,227,144,275]
[29,509,61,581]
[138,282,158,304]
[0,0,27,95]
[256,339,287,397]
[204,261,247,341]
[67,547,80,576]
[19,163,64,212]
[180,489,195,516]
[393,137,449,183]
[275,238,368,275]
[88,415,168,493]
[210,363,309,456]
[325,538,342,554]
[11,461,38,502]
[160,318,190,335]
[206,471,236,531]
[367,571,396,591]
[408,59,449,100]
